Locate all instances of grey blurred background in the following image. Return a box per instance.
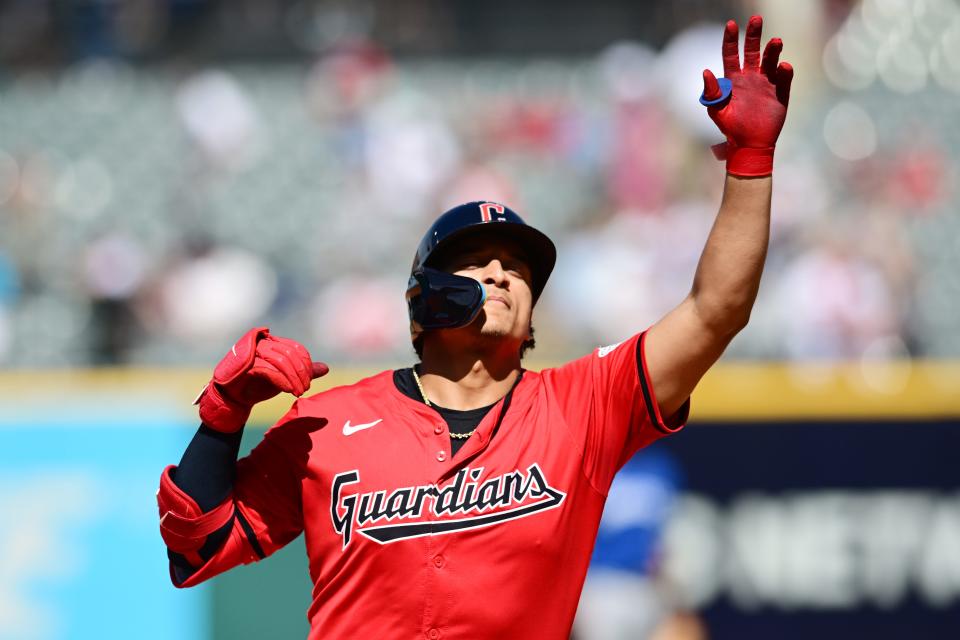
[0,0,956,369]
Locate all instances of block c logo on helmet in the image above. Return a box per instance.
[479,202,506,222]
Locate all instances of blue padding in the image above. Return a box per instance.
[699,77,733,106]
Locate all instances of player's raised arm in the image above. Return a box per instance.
[644,15,793,418]
[157,327,327,583]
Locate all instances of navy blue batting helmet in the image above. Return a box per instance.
[406,201,556,334]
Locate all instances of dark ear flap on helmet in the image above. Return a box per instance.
[406,267,487,337]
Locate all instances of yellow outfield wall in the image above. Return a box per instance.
[1,360,958,422]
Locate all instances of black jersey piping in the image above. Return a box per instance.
[235,508,266,559]
[635,337,672,435]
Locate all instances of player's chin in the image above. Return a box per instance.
[477,319,513,339]
[479,319,531,345]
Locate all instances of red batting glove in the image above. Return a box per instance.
[195,327,329,433]
[702,15,794,177]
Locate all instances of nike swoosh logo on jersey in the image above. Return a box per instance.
[342,419,383,436]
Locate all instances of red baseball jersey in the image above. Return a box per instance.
[175,331,686,638]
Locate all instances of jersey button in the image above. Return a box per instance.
[427,629,440,640]
[436,451,447,462]
[434,424,444,435]
[433,555,445,568]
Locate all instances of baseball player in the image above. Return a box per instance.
[158,16,791,639]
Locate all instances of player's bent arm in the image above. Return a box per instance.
[157,327,327,583]
[645,174,772,418]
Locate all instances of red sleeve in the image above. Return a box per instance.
[541,330,688,495]
[174,401,312,588]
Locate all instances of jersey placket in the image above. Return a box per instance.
[419,390,510,639]
[418,412,456,639]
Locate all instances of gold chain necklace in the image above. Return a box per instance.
[411,366,475,440]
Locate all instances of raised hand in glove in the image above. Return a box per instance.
[195,327,329,433]
[701,15,794,177]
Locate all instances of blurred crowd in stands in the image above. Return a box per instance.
[0,0,957,368]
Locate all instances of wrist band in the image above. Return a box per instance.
[726,143,775,177]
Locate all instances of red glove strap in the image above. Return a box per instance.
[198,382,253,433]
[725,143,775,177]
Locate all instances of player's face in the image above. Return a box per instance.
[442,238,534,344]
